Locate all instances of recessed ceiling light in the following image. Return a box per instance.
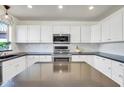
[89,6,94,10]
[27,5,32,9]
[58,5,63,9]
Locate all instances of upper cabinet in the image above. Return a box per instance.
[16,25,41,43]
[101,12,123,42]
[101,19,110,42]
[53,25,70,34]
[16,25,28,43]
[81,25,91,43]
[91,24,101,43]
[41,25,53,43]
[70,25,81,43]
[109,12,123,42]
[28,25,41,43]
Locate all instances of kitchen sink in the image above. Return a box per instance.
[0,54,17,59]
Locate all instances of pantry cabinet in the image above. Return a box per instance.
[81,25,91,43]
[70,25,81,43]
[41,25,53,43]
[91,24,101,43]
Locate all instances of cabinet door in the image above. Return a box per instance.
[81,25,91,43]
[39,55,52,62]
[53,25,70,34]
[28,25,41,43]
[41,25,53,43]
[70,25,81,43]
[16,25,28,42]
[110,13,123,41]
[101,19,110,42]
[91,24,101,43]
[72,55,81,62]
[112,61,124,86]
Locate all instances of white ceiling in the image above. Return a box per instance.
[8,5,124,21]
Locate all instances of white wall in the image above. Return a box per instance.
[99,42,124,56]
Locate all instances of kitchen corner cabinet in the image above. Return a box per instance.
[91,24,101,43]
[70,25,81,43]
[16,25,28,43]
[81,25,91,43]
[41,25,53,43]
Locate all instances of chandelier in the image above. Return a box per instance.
[0,5,13,25]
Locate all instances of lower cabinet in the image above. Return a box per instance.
[2,56,26,82]
[72,55,95,66]
[94,56,112,78]
[72,55,83,62]
[94,56,124,87]
[111,60,124,87]
[26,55,52,66]
[39,55,52,62]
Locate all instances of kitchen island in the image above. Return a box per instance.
[1,62,119,87]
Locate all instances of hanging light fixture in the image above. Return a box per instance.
[0,5,13,25]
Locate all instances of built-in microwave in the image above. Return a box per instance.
[53,34,70,44]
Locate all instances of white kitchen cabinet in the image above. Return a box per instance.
[94,56,112,78]
[109,13,123,42]
[101,12,123,42]
[81,25,91,43]
[101,19,111,42]
[28,25,41,43]
[53,25,70,34]
[15,57,26,74]
[16,25,28,43]
[72,55,82,62]
[83,55,95,67]
[2,56,26,82]
[112,61,124,87]
[26,56,38,67]
[39,55,52,62]
[91,24,101,43]
[41,25,53,43]
[70,25,81,43]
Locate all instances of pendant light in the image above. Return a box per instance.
[0,5,13,25]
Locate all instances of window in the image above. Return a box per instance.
[0,21,11,51]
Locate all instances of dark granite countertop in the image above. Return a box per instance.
[0,52,124,63]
